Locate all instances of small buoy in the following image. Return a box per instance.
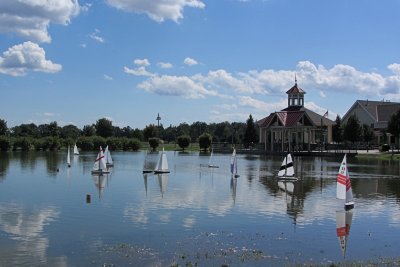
[86,194,91,203]
[56,168,59,172]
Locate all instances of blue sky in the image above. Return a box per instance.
[1,0,400,129]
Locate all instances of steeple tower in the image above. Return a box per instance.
[286,75,305,108]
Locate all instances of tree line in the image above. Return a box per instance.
[332,110,400,151]
[0,115,259,151]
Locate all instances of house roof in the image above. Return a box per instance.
[282,106,335,126]
[342,100,400,123]
[286,83,305,94]
[257,110,316,128]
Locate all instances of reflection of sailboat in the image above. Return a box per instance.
[157,173,169,197]
[143,150,153,173]
[154,148,169,174]
[336,210,353,258]
[104,145,114,167]
[230,177,237,204]
[277,153,297,180]
[143,173,148,196]
[278,180,294,194]
[336,154,354,210]
[67,145,71,168]
[208,149,219,168]
[91,147,110,174]
[73,143,79,155]
[92,173,109,199]
[230,149,240,178]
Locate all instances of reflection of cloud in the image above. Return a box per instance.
[183,215,196,228]
[0,203,61,266]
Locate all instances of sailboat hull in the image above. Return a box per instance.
[154,170,170,174]
[277,176,298,181]
[345,202,354,211]
[208,165,219,168]
[91,170,110,175]
[142,170,153,173]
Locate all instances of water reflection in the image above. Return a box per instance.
[230,177,237,204]
[335,210,353,258]
[0,203,61,266]
[157,173,168,197]
[92,173,110,199]
[0,152,10,181]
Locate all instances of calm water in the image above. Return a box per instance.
[0,150,399,266]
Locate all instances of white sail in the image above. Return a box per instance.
[73,144,79,155]
[278,153,294,177]
[67,145,71,166]
[104,145,113,165]
[154,148,169,173]
[208,149,219,168]
[92,147,108,172]
[230,149,239,177]
[337,154,354,209]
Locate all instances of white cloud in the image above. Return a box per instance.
[137,75,218,99]
[184,57,198,66]
[157,62,173,69]
[104,74,113,80]
[134,58,150,66]
[0,41,62,76]
[319,91,326,98]
[0,0,81,43]
[89,29,105,43]
[124,66,154,77]
[305,101,337,120]
[238,96,286,113]
[106,0,205,23]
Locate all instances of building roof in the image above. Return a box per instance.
[342,100,400,123]
[286,83,305,95]
[282,106,335,126]
[258,110,316,128]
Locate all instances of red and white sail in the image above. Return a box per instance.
[93,146,107,171]
[336,154,354,206]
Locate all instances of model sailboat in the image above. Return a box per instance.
[143,150,153,173]
[104,145,114,167]
[67,145,71,168]
[208,149,219,168]
[277,153,297,180]
[73,143,79,155]
[336,154,354,210]
[335,210,353,258]
[154,147,169,174]
[91,146,110,175]
[230,148,240,178]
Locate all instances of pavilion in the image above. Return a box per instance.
[257,80,334,153]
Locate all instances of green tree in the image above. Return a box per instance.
[12,123,38,137]
[148,137,160,151]
[0,136,11,151]
[332,115,344,144]
[0,119,7,135]
[343,114,361,149]
[177,135,191,151]
[60,124,81,139]
[176,123,190,136]
[143,124,158,141]
[243,114,258,147]
[199,133,212,152]
[82,125,96,136]
[388,109,400,150]
[362,124,374,151]
[95,118,113,138]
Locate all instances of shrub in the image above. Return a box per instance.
[177,135,191,151]
[77,137,94,151]
[380,144,390,152]
[124,138,141,151]
[148,137,160,151]
[0,136,11,151]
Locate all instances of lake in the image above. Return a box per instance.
[0,150,399,266]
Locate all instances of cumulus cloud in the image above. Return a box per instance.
[124,66,154,77]
[157,62,173,69]
[0,41,62,76]
[106,0,205,23]
[0,0,81,43]
[137,75,218,99]
[104,74,113,80]
[184,57,198,66]
[134,58,150,66]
